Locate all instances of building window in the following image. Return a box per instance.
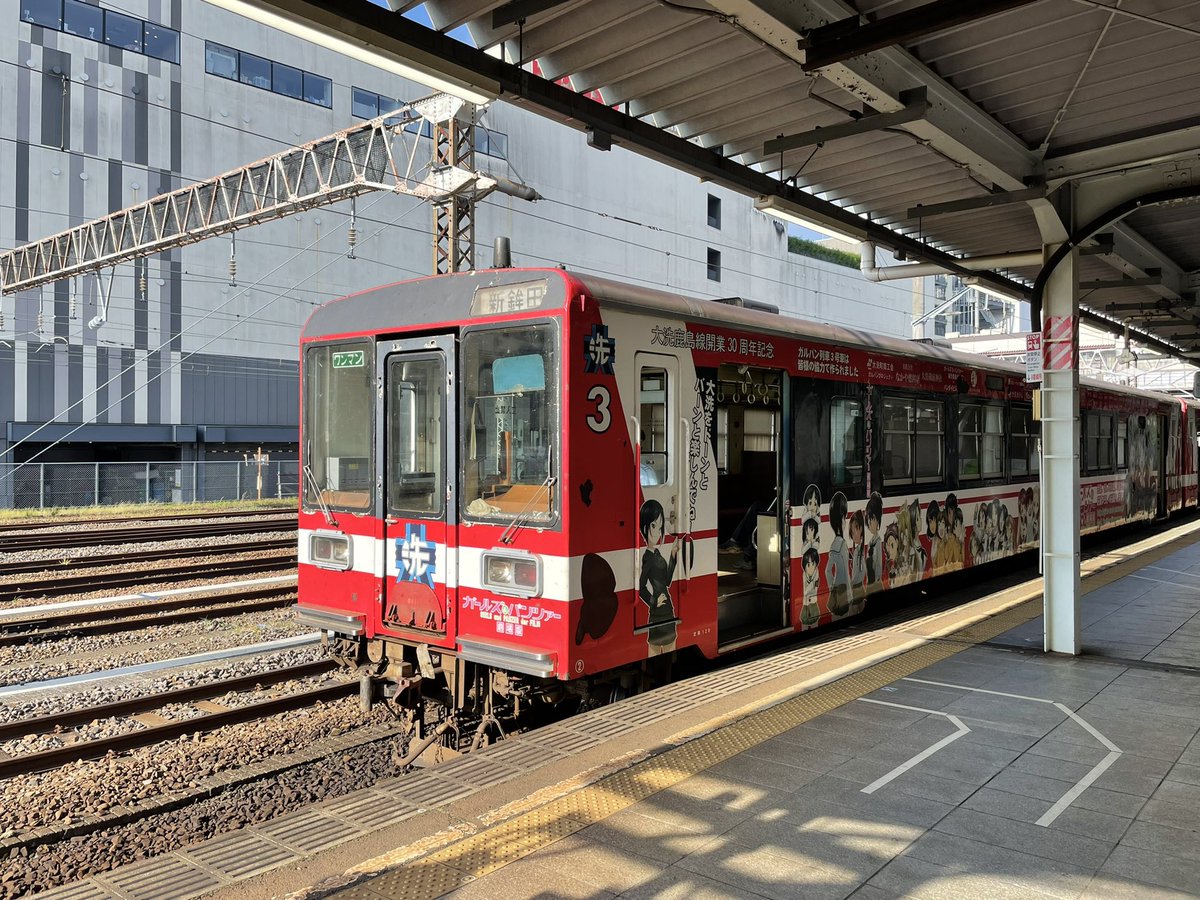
[239,52,271,90]
[707,248,721,282]
[707,194,721,229]
[63,0,101,39]
[104,9,142,51]
[205,42,238,79]
[20,0,61,29]
[303,72,332,108]
[205,42,333,108]
[24,2,180,63]
[351,87,380,119]
[143,22,179,63]
[272,62,303,100]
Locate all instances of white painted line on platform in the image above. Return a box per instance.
[0,632,319,697]
[856,698,970,795]
[1143,565,1200,577]
[901,677,1122,827]
[1035,750,1122,827]
[0,574,296,620]
[1127,573,1196,587]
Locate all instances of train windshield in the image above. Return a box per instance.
[303,341,374,512]
[461,323,558,523]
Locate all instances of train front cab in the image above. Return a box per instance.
[296,274,578,718]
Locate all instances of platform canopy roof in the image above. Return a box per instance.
[225,0,1200,358]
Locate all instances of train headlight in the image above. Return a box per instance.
[310,532,352,571]
[482,551,541,597]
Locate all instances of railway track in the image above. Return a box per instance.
[0,584,297,647]
[0,660,347,779]
[0,554,297,603]
[0,514,296,552]
[0,536,296,577]
[0,507,291,533]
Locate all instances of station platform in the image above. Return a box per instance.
[54,518,1200,900]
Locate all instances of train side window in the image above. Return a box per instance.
[639,368,670,484]
[830,397,863,485]
[959,402,1005,480]
[882,396,913,484]
[914,400,944,482]
[1117,417,1128,471]
[1085,412,1114,472]
[958,404,981,480]
[1009,404,1038,478]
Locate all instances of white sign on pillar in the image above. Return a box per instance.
[1025,332,1043,383]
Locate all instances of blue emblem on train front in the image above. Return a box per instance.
[583,324,616,374]
[396,524,436,588]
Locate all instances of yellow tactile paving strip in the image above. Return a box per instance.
[330,520,1200,900]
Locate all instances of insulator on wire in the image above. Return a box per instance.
[70,277,78,319]
[229,233,238,287]
[0,308,5,330]
[36,311,44,334]
[347,198,358,259]
[139,271,148,301]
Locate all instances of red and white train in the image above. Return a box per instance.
[296,267,1198,734]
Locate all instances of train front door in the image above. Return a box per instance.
[380,335,456,643]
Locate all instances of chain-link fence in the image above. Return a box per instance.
[0,459,300,509]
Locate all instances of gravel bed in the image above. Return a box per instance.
[0,530,295,572]
[0,608,310,687]
[0,697,403,898]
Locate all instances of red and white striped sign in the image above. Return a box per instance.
[1042,315,1077,371]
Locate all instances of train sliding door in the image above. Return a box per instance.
[713,364,788,648]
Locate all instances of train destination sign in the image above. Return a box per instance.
[471,279,549,316]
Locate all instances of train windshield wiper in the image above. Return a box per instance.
[302,464,337,527]
[499,445,555,545]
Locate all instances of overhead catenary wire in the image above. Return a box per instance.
[0,188,421,477]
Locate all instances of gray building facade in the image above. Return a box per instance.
[1,0,914,501]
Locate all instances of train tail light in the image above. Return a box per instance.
[482,551,541,597]
[310,532,352,570]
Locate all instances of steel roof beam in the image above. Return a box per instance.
[906,186,1046,220]
[1080,274,1163,290]
[1095,225,1186,301]
[492,0,570,29]
[798,0,1042,71]
[707,0,1039,195]
[764,88,928,154]
[1044,117,1200,187]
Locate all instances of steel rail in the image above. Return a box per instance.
[0,680,356,779]
[0,555,296,603]
[0,659,336,742]
[0,508,294,533]
[0,585,296,647]
[0,537,295,577]
[0,516,296,552]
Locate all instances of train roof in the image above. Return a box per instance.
[303,267,1191,408]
